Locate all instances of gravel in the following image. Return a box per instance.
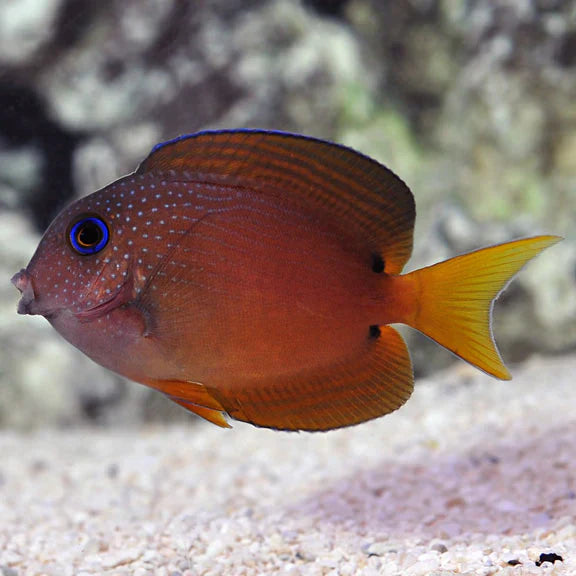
[1,354,576,575]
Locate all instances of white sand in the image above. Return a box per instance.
[1,355,575,575]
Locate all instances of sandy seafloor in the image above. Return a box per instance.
[1,355,576,576]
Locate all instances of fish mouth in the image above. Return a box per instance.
[11,269,61,317]
[11,268,131,321]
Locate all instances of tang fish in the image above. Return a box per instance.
[11,130,560,431]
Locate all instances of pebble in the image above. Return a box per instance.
[363,542,391,557]
[430,542,448,554]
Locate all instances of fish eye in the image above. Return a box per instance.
[68,215,109,255]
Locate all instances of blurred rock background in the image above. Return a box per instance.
[0,0,574,428]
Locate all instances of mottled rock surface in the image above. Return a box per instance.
[1,0,574,427]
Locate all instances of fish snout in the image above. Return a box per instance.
[11,269,37,315]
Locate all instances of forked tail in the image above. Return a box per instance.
[405,235,561,379]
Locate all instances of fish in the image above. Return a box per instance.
[11,130,561,431]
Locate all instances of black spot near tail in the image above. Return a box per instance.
[369,325,381,339]
[371,253,385,273]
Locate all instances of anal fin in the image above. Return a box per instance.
[212,325,414,432]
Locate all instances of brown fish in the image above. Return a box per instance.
[11,130,561,431]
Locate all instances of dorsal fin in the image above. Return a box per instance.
[136,130,415,274]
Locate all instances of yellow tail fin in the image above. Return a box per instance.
[406,235,562,379]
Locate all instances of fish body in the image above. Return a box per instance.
[12,130,561,431]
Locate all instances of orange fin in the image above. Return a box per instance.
[406,235,562,379]
[136,130,415,274]
[145,379,224,410]
[170,398,231,428]
[144,379,231,428]
[211,325,414,432]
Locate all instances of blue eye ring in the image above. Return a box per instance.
[68,215,110,255]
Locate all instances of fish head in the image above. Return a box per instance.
[11,171,193,378]
[12,183,138,324]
